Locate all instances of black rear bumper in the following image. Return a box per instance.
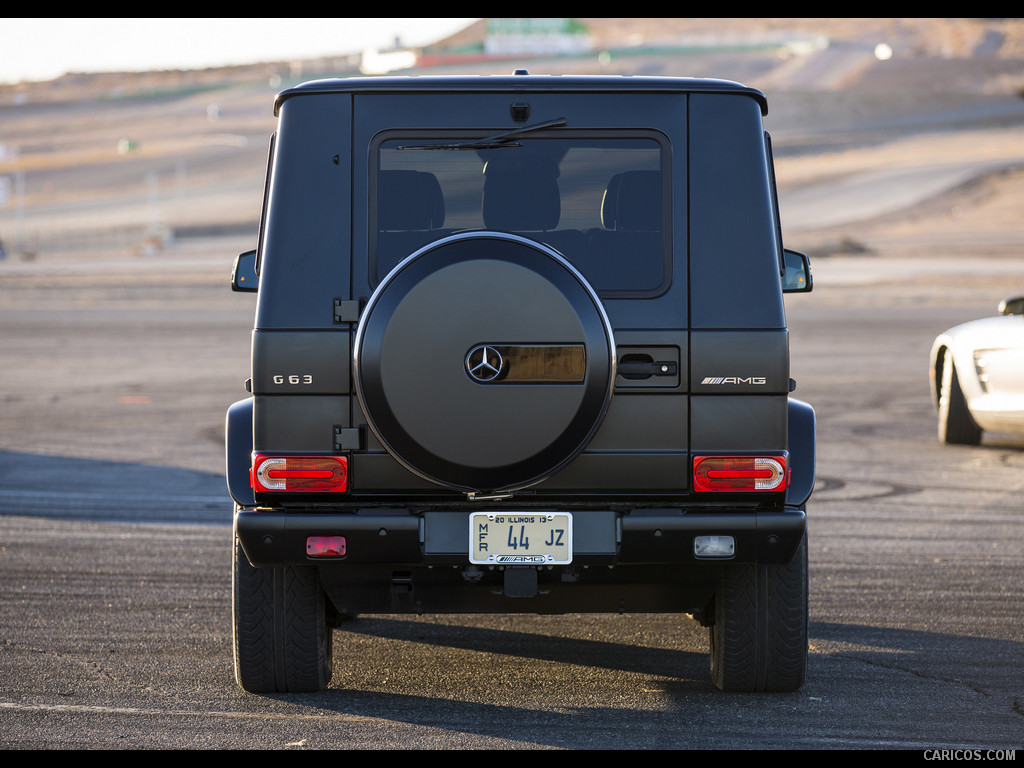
[235,505,805,568]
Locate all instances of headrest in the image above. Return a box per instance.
[378,170,445,230]
[481,158,560,231]
[600,171,662,231]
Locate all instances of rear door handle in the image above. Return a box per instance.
[617,361,677,378]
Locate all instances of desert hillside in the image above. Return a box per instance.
[0,17,1021,263]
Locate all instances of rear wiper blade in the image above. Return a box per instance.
[397,117,567,150]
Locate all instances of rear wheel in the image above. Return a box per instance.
[232,533,333,693]
[938,349,982,445]
[709,533,808,692]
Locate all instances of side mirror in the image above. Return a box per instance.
[782,249,812,293]
[231,250,258,292]
[998,295,1024,316]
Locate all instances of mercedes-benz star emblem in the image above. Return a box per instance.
[466,345,504,382]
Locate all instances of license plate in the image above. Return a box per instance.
[469,512,572,565]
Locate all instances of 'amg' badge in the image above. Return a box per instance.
[701,376,767,385]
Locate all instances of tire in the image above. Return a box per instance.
[354,231,615,494]
[232,534,333,693]
[937,349,982,445]
[709,533,808,692]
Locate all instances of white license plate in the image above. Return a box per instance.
[469,512,572,565]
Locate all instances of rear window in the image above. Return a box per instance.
[372,132,669,295]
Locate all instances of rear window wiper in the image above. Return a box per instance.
[397,117,567,150]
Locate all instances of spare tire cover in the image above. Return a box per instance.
[354,232,615,493]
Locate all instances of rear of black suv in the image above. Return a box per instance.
[226,73,815,693]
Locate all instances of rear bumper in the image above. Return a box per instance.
[235,505,805,569]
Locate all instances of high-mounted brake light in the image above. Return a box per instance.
[693,456,787,493]
[251,455,348,493]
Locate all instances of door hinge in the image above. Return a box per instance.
[334,425,364,451]
[333,297,364,324]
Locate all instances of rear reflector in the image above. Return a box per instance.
[252,455,348,493]
[306,535,347,557]
[693,456,787,493]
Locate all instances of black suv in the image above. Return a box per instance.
[227,72,814,693]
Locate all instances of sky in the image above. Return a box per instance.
[0,18,480,85]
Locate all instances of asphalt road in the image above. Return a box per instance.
[0,244,1021,750]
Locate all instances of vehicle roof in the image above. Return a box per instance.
[274,73,769,116]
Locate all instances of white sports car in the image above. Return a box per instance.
[929,295,1024,444]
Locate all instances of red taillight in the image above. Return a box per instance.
[251,455,348,493]
[306,535,347,557]
[693,456,787,493]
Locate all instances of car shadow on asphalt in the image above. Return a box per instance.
[0,450,229,524]
[242,617,1022,748]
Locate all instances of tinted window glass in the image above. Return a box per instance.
[375,135,666,294]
